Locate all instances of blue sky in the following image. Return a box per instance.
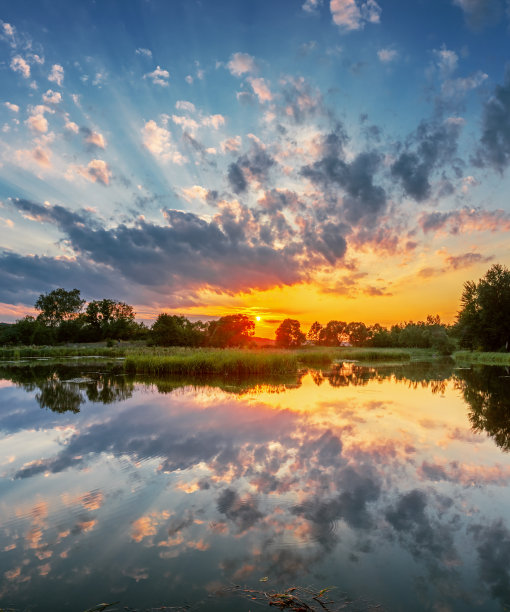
[1,0,510,330]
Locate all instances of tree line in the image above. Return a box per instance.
[1,264,509,352]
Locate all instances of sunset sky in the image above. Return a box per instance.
[1,0,510,335]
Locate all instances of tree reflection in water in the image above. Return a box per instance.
[455,366,510,452]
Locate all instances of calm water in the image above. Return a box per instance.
[0,361,509,611]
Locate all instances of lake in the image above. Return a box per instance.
[0,360,509,611]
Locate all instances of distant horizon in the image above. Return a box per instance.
[1,0,509,333]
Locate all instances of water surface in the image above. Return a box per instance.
[1,361,509,611]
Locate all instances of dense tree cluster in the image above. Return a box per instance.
[0,288,144,345]
[455,264,510,351]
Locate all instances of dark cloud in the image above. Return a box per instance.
[227,140,276,194]
[280,76,324,123]
[469,520,510,604]
[474,68,510,171]
[445,252,493,269]
[418,207,510,234]
[452,0,503,30]
[301,129,387,226]
[391,120,462,201]
[217,487,263,533]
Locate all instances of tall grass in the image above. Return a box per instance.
[454,350,510,366]
[124,349,298,376]
[0,346,125,360]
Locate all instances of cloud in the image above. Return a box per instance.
[377,48,397,63]
[142,119,185,164]
[301,129,387,226]
[221,136,242,153]
[418,207,510,234]
[135,47,152,58]
[391,119,462,201]
[217,488,263,533]
[303,0,322,11]
[433,46,458,78]
[444,251,493,269]
[42,89,62,104]
[81,127,107,149]
[280,76,324,123]
[227,52,257,77]
[330,0,381,32]
[175,100,196,113]
[227,140,276,194]
[4,102,19,112]
[72,159,111,186]
[26,113,48,133]
[247,77,272,103]
[452,0,503,29]
[474,68,510,171]
[48,64,64,86]
[16,145,52,168]
[10,55,30,78]
[64,114,79,133]
[144,65,170,86]
[470,520,510,604]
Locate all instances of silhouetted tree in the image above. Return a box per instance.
[346,321,368,346]
[150,314,204,346]
[35,288,85,326]
[319,320,347,346]
[307,321,323,344]
[85,299,136,340]
[206,314,255,347]
[456,264,510,351]
[275,319,306,348]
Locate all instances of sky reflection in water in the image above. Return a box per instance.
[0,363,510,611]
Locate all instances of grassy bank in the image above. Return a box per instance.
[0,345,126,360]
[124,349,299,376]
[454,350,510,366]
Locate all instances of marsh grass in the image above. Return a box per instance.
[0,346,125,360]
[329,347,414,362]
[454,350,510,366]
[124,349,298,376]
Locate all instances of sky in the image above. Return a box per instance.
[0,0,510,335]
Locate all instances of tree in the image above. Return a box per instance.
[206,314,255,347]
[456,264,510,351]
[150,314,203,346]
[35,288,85,326]
[85,299,136,340]
[319,320,347,346]
[275,318,306,348]
[346,321,368,346]
[307,321,323,344]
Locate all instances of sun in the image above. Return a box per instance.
[255,316,261,321]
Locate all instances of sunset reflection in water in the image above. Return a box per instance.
[0,363,509,611]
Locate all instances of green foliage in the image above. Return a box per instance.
[85,299,136,340]
[455,264,510,351]
[206,314,255,347]
[275,318,306,348]
[150,314,204,346]
[318,320,347,346]
[35,288,85,326]
[454,351,510,365]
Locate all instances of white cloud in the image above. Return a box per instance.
[441,71,488,97]
[303,0,322,12]
[142,119,186,164]
[4,102,19,112]
[16,145,52,168]
[227,52,257,77]
[85,130,106,149]
[377,48,398,63]
[73,159,111,185]
[144,65,170,86]
[42,89,62,104]
[48,64,64,86]
[64,114,79,133]
[26,113,48,133]
[221,136,242,153]
[172,115,200,132]
[201,114,225,129]
[30,54,44,65]
[330,0,381,31]
[1,21,15,43]
[92,72,107,86]
[247,77,272,102]
[185,75,193,84]
[10,56,30,78]
[135,47,152,58]
[433,46,458,77]
[180,185,209,202]
[175,100,196,113]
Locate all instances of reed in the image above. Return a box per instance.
[124,349,298,376]
[0,346,125,360]
[330,347,413,361]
